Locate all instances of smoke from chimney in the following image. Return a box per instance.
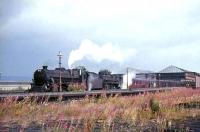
[68,39,137,68]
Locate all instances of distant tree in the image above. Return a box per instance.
[75,66,87,73]
[99,69,112,76]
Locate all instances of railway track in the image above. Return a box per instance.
[0,87,178,100]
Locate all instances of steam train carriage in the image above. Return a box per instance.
[31,66,123,92]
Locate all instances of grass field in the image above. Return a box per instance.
[1,88,200,131]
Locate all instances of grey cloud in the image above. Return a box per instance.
[0,0,30,26]
[1,0,200,77]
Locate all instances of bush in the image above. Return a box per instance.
[68,83,87,92]
[149,97,160,114]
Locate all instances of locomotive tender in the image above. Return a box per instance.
[31,66,123,92]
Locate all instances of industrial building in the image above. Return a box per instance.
[132,65,200,88]
[156,65,200,88]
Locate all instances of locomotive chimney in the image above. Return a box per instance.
[43,66,48,70]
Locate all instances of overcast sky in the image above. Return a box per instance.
[0,0,200,77]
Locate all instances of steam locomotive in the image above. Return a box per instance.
[31,66,123,92]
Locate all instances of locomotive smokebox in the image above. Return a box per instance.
[43,66,48,70]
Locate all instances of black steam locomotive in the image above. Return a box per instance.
[31,66,123,92]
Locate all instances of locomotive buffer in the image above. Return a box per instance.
[57,51,63,92]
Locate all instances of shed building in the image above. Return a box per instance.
[156,65,200,88]
[134,65,200,88]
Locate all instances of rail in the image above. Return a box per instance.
[0,87,179,101]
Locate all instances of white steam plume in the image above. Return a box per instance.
[68,39,137,68]
[122,71,136,89]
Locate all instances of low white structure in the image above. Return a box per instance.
[0,82,31,92]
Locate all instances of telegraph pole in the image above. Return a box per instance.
[57,51,63,92]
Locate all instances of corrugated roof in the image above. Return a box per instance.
[159,65,190,73]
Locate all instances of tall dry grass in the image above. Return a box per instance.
[0,88,200,131]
